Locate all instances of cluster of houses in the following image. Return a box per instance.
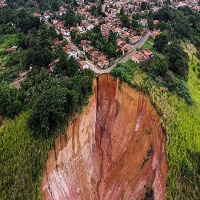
[41,0,199,71]
[131,49,154,64]
[42,0,185,70]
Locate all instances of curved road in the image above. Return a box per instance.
[45,18,151,74]
[99,31,151,74]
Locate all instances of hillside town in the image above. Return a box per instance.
[33,0,198,72]
[3,0,200,73]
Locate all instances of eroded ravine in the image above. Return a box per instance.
[41,74,168,200]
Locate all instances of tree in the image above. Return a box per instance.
[25,47,52,68]
[51,1,59,11]
[58,33,63,40]
[107,42,116,57]
[147,18,154,30]
[67,56,79,76]
[166,44,189,77]
[173,17,191,38]
[0,84,23,118]
[125,36,130,43]
[65,9,77,28]
[72,72,93,106]
[48,26,57,39]
[70,29,78,41]
[120,14,131,28]
[154,32,169,52]
[97,3,102,15]
[77,13,82,26]
[136,27,142,36]
[73,0,78,7]
[105,5,108,12]
[29,86,71,134]
[156,21,171,31]
[132,19,139,29]
[108,30,117,46]
[54,49,79,76]
[154,7,175,22]
[140,2,148,10]
[116,49,123,57]
[120,7,125,16]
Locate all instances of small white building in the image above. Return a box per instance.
[79,60,90,69]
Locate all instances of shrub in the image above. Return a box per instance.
[0,84,23,118]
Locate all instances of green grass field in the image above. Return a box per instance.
[141,37,154,52]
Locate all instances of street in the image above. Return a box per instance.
[45,18,151,74]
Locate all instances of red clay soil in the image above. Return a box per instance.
[41,74,168,200]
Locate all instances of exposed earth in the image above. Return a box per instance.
[41,74,167,200]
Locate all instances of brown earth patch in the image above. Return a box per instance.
[41,74,167,200]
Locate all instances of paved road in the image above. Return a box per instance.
[97,31,151,74]
[44,18,151,74]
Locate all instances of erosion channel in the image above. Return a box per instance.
[41,74,168,200]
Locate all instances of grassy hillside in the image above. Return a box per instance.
[0,34,22,83]
[0,112,55,200]
[111,43,200,199]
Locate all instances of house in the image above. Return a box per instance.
[153,20,159,25]
[91,50,100,62]
[140,19,148,27]
[150,30,161,39]
[0,0,7,7]
[56,21,65,29]
[97,60,109,69]
[44,10,51,19]
[114,27,122,36]
[79,60,90,69]
[86,46,93,53]
[141,49,154,58]
[131,49,154,63]
[130,35,141,44]
[80,40,87,51]
[78,26,84,33]
[6,46,18,54]
[131,52,145,63]
[58,7,67,16]
[47,59,59,73]
[53,19,59,25]
[62,29,70,36]
[70,27,76,31]
[86,24,94,31]
[121,43,132,55]
[97,55,109,68]
[117,39,124,48]
[54,41,63,47]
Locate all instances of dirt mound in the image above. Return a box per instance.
[41,74,167,200]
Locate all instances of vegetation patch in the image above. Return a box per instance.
[0,112,54,200]
[111,48,200,198]
[141,38,154,52]
[0,34,21,83]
